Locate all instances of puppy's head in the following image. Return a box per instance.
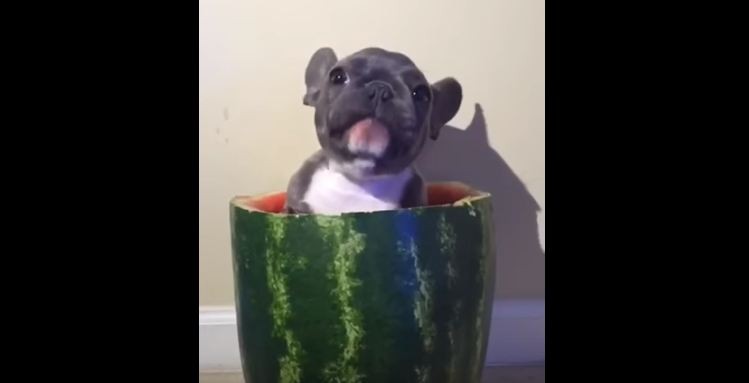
[303,47,462,178]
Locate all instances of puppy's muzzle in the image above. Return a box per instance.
[366,81,394,106]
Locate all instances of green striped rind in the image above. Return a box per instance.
[266,219,302,383]
[231,192,495,383]
[315,216,365,383]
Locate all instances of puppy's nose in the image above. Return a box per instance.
[366,81,393,103]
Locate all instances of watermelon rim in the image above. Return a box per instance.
[231,182,490,217]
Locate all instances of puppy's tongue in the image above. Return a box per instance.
[350,118,387,137]
[348,118,390,157]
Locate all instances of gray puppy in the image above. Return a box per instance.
[284,47,462,214]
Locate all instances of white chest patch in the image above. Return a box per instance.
[303,166,412,215]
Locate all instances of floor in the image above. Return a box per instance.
[199,366,545,383]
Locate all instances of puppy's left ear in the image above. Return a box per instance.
[303,47,338,107]
[429,78,462,140]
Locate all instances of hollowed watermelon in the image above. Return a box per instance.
[230,182,496,383]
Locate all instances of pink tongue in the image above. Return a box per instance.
[349,118,388,144]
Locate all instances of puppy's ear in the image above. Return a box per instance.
[303,47,338,107]
[429,77,462,140]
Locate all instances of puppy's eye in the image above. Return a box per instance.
[329,68,348,85]
[411,85,431,102]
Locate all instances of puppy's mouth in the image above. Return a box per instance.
[342,118,391,158]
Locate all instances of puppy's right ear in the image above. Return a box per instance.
[303,47,338,107]
[429,77,462,140]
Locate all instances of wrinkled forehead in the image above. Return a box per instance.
[339,48,427,83]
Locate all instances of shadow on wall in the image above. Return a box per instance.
[416,103,545,298]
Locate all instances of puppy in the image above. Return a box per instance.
[284,47,462,214]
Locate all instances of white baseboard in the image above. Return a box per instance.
[199,299,544,373]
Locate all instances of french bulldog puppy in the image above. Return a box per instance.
[284,47,462,214]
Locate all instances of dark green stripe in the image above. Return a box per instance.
[232,210,280,383]
[353,213,420,383]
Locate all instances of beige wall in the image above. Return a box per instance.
[199,0,545,305]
